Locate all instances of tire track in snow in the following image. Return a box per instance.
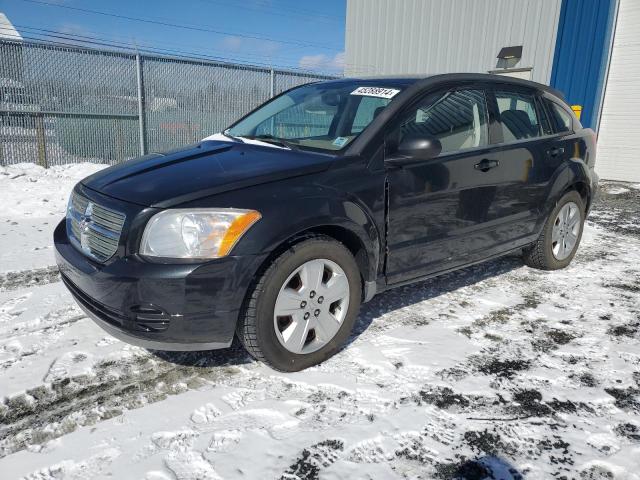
[0,266,59,292]
[0,345,251,457]
[0,309,86,344]
[0,298,87,371]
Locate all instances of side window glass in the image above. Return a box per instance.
[545,100,573,133]
[351,96,390,134]
[399,89,489,154]
[495,90,542,141]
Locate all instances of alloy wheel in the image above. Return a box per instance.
[551,201,581,261]
[273,258,350,354]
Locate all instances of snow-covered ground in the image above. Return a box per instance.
[0,163,105,276]
[0,163,639,480]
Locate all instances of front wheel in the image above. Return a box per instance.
[237,235,361,371]
[523,190,585,270]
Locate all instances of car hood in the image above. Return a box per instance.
[81,140,335,208]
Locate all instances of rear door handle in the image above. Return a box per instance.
[474,159,499,172]
[547,147,565,157]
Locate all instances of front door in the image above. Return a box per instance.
[385,87,501,284]
[385,86,541,285]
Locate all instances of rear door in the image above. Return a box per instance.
[484,86,556,241]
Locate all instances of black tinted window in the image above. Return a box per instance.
[399,89,489,154]
[495,90,542,141]
[545,100,574,133]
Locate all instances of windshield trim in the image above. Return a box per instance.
[237,133,300,151]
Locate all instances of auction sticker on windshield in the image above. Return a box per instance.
[351,86,400,99]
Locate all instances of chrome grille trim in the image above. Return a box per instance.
[71,193,88,215]
[92,204,126,230]
[67,192,126,262]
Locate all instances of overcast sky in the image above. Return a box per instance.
[0,0,346,73]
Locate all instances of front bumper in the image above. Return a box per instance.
[54,219,267,351]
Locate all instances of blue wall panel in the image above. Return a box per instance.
[550,0,617,129]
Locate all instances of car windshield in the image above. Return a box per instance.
[225,81,404,152]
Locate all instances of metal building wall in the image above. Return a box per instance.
[596,0,640,182]
[345,0,563,84]
[550,0,617,129]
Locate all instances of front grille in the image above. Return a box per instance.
[67,191,126,262]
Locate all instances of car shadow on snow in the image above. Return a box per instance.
[149,336,253,367]
[149,253,524,368]
[444,455,525,480]
[350,253,525,343]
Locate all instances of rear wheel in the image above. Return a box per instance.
[237,235,361,371]
[523,190,585,270]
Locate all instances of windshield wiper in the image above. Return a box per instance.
[221,130,245,143]
[244,134,299,150]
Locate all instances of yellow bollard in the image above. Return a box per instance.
[571,105,582,120]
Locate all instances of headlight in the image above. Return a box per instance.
[140,209,261,259]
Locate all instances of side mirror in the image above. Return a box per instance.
[386,136,442,167]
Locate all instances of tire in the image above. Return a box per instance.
[523,190,585,270]
[237,235,361,371]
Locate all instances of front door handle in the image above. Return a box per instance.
[474,159,499,172]
[547,147,565,157]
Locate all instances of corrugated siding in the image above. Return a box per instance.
[596,0,640,182]
[550,0,616,129]
[345,0,562,84]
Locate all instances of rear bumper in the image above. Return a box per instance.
[54,219,267,351]
[588,169,600,215]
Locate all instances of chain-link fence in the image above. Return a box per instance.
[0,39,337,167]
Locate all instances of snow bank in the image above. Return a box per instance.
[0,163,107,273]
[0,163,107,220]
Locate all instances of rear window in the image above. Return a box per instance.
[495,90,542,141]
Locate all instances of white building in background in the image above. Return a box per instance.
[0,13,25,92]
[345,0,640,183]
[345,0,562,83]
[0,13,22,41]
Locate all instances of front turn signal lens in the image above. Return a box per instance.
[217,210,262,257]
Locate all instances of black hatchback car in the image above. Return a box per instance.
[54,73,598,371]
